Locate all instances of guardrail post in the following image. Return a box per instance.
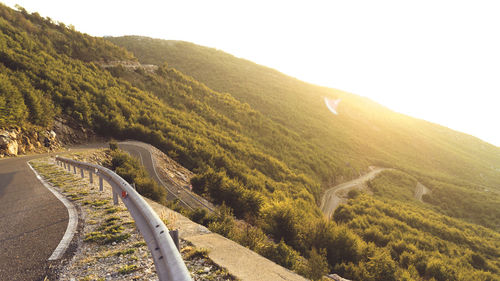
[169,230,180,251]
[113,190,119,205]
[89,170,93,184]
[54,156,192,281]
[99,176,103,191]
[80,168,84,178]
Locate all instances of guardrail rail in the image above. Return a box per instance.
[55,156,192,281]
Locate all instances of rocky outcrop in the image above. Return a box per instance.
[0,127,61,157]
[0,130,19,156]
[327,274,351,281]
[52,117,97,144]
[0,116,98,158]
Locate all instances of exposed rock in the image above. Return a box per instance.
[52,117,96,144]
[8,131,17,139]
[327,274,351,281]
[23,136,35,151]
[0,132,9,146]
[4,140,18,155]
[18,144,25,154]
[0,131,19,156]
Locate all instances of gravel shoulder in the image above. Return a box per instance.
[30,153,234,281]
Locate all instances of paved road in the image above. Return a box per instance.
[118,141,214,212]
[415,182,430,202]
[320,168,387,218]
[0,155,68,281]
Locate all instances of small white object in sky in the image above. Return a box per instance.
[324,97,341,115]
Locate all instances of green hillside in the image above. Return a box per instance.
[108,36,500,229]
[1,4,499,280]
[107,36,500,188]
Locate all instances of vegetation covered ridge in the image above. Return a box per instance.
[1,3,499,280]
[107,35,500,189]
[108,35,500,231]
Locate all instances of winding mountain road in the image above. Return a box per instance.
[415,182,430,202]
[0,155,68,280]
[118,141,214,212]
[320,167,387,218]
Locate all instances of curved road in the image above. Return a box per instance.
[118,141,214,212]
[320,168,387,218]
[415,182,430,202]
[0,155,68,280]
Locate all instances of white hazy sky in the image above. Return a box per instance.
[3,0,500,146]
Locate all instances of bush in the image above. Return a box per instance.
[109,150,165,203]
[109,140,118,151]
[261,239,300,270]
[297,248,330,281]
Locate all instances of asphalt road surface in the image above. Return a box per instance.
[0,155,68,281]
[118,141,214,212]
[320,167,386,218]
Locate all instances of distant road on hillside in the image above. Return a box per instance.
[0,155,68,280]
[320,167,387,218]
[118,141,214,212]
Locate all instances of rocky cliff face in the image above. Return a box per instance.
[0,128,59,157]
[52,117,96,145]
[0,116,98,158]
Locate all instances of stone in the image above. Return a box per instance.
[0,132,18,156]
[35,141,42,148]
[49,130,57,140]
[8,131,17,140]
[18,144,25,154]
[0,134,9,147]
[5,140,18,156]
[327,274,351,281]
[22,136,35,151]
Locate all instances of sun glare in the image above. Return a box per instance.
[2,0,499,145]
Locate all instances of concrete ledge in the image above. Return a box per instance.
[145,199,307,281]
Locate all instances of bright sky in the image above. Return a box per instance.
[3,0,500,146]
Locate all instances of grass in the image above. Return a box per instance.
[114,248,135,256]
[118,264,139,275]
[105,207,120,214]
[133,241,147,248]
[181,246,209,260]
[84,231,130,244]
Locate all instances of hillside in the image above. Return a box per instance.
[108,36,500,230]
[107,36,500,186]
[1,4,499,280]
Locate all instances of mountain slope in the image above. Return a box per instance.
[1,5,499,279]
[107,36,500,189]
[108,36,500,229]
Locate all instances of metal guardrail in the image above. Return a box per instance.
[121,140,215,213]
[55,156,192,281]
[144,145,215,213]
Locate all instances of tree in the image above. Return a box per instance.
[298,248,329,281]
